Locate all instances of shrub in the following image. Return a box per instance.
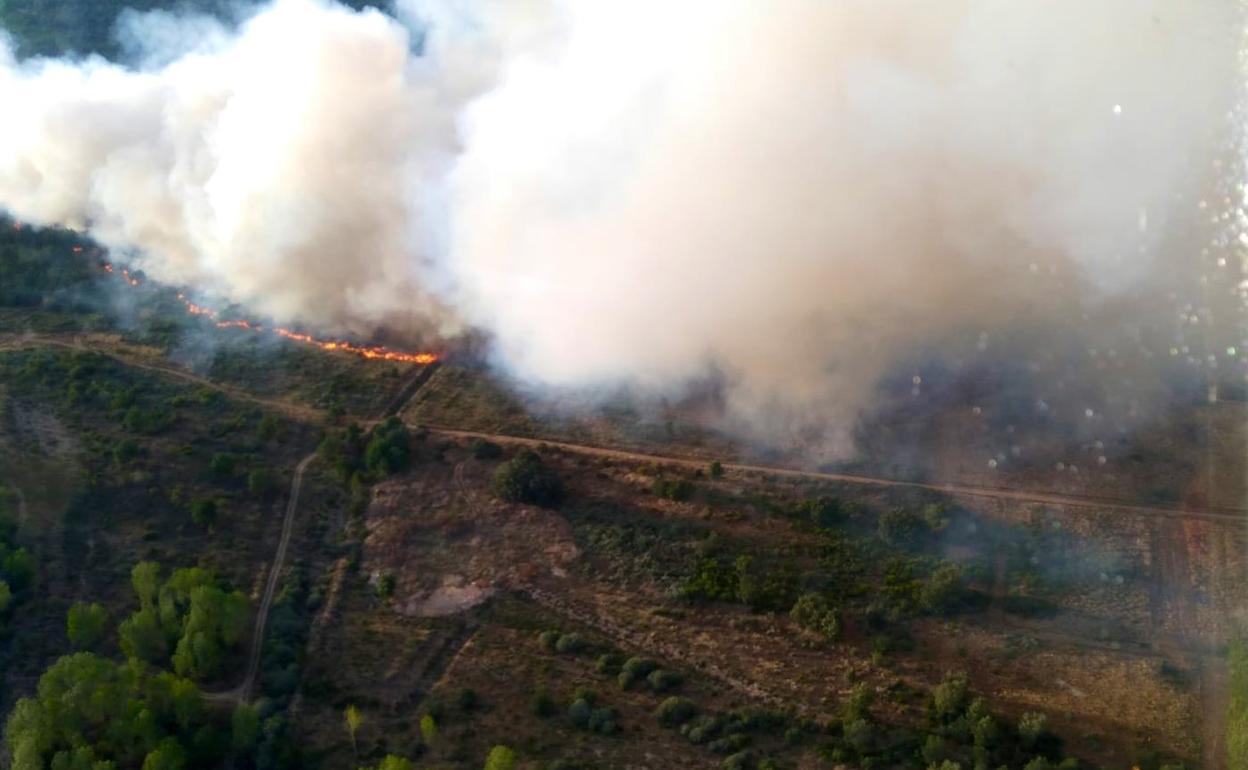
[723,751,752,770]
[469,438,503,460]
[483,746,517,770]
[1018,711,1048,748]
[655,697,697,727]
[66,602,108,651]
[189,498,218,528]
[931,672,969,721]
[587,706,618,735]
[595,653,621,675]
[878,508,926,547]
[555,633,585,654]
[789,593,841,640]
[682,715,722,744]
[708,461,724,479]
[492,450,564,506]
[247,468,276,497]
[420,713,438,744]
[210,452,237,479]
[538,630,560,652]
[568,698,592,728]
[652,477,695,501]
[920,564,965,615]
[532,689,557,718]
[646,669,683,693]
[843,682,874,721]
[365,417,412,477]
[457,687,479,712]
[618,657,658,689]
[797,497,842,529]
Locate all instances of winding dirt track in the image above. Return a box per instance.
[236,452,316,702]
[3,332,1243,525]
[426,427,1248,523]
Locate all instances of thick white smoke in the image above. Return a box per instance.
[0,0,1243,450]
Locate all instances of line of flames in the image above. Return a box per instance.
[96,256,438,365]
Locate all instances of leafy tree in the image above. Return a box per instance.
[209,452,236,479]
[189,498,218,529]
[66,602,108,651]
[655,697,697,727]
[483,745,517,770]
[491,450,564,506]
[132,561,161,608]
[652,477,694,501]
[0,579,11,614]
[1019,711,1048,749]
[932,672,969,721]
[364,417,412,477]
[377,756,415,770]
[708,460,724,479]
[1,546,35,591]
[119,607,168,664]
[247,468,276,497]
[345,704,362,754]
[141,737,187,770]
[469,438,503,460]
[843,682,875,722]
[920,564,965,614]
[420,713,438,745]
[231,703,261,753]
[4,652,217,770]
[878,508,927,548]
[789,593,840,640]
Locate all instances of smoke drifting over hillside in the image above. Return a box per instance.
[1,0,1245,451]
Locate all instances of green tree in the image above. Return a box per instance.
[364,418,412,477]
[345,704,362,755]
[66,602,108,650]
[119,607,168,664]
[932,672,969,721]
[377,756,415,770]
[920,564,965,614]
[189,498,218,529]
[141,737,187,770]
[0,579,11,614]
[491,450,564,506]
[483,745,517,770]
[1018,711,1048,748]
[132,561,161,608]
[247,468,275,497]
[789,592,840,640]
[420,713,438,745]
[231,703,261,753]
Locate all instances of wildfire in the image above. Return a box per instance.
[99,258,438,365]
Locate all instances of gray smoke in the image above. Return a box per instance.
[0,0,1244,453]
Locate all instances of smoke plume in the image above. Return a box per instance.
[1,0,1244,452]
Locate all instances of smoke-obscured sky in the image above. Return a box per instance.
[0,0,1245,453]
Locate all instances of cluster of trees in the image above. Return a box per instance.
[681,553,799,613]
[0,221,99,308]
[491,449,564,507]
[4,562,254,770]
[0,483,35,619]
[117,562,249,682]
[318,417,413,486]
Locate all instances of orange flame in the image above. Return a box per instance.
[98,257,438,364]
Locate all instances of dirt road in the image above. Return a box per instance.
[425,427,1248,524]
[206,452,316,704]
